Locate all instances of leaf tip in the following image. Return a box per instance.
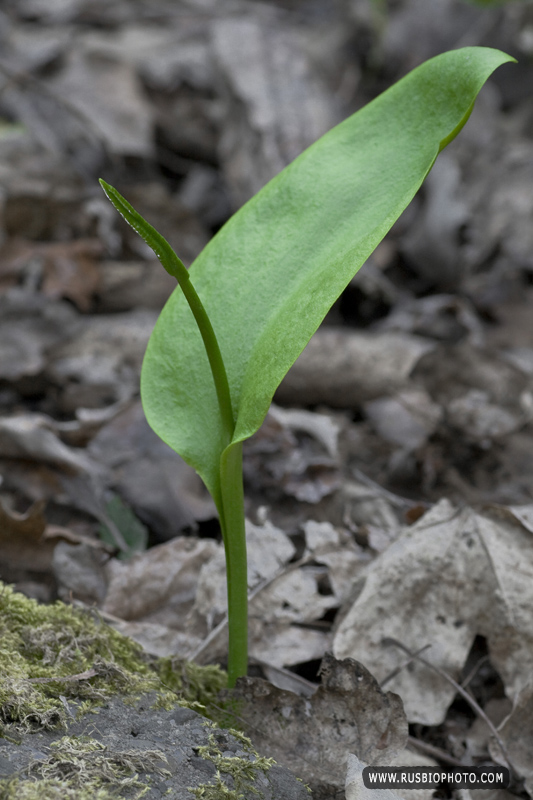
[99,178,113,197]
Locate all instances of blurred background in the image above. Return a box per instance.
[2,0,533,791]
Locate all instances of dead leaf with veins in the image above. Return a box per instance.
[333,499,533,725]
[223,653,407,796]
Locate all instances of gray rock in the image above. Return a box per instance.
[0,693,310,799]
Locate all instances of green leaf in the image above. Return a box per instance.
[98,494,148,561]
[140,47,514,501]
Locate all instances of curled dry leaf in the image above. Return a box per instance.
[244,405,342,505]
[268,404,340,460]
[334,499,533,725]
[250,566,337,625]
[52,541,108,605]
[447,389,524,442]
[303,520,367,604]
[0,239,103,312]
[0,414,95,474]
[102,536,218,622]
[46,45,153,158]
[223,654,407,795]
[0,498,52,574]
[194,519,341,668]
[46,309,158,412]
[400,154,469,288]
[412,342,530,444]
[249,620,331,671]
[377,293,485,346]
[340,480,404,534]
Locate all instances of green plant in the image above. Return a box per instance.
[100,47,513,687]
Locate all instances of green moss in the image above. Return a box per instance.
[189,723,274,800]
[156,658,227,719]
[0,733,170,800]
[0,582,226,736]
[0,583,283,800]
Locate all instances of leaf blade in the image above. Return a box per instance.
[141,47,514,494]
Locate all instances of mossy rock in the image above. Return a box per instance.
[0,583,309,800]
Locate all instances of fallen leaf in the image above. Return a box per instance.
[0,498,53,573]
[194,520,296,628]
[223,653,407,795]
[249,620,331,670]
[87,401,216,540]
[0,414,95,473]
[277,329,434,408]
[0,238,103,311]
[102,536,219,621]
[364,389,442,451]
[346,753,403,800]
[333,499,533,725]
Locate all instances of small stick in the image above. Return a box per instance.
[380,644,432,687]
[407,736,466,768]
[383,638,516,776]
[191,556,313,664]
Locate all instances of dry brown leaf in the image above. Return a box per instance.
[87,401,216,540]
[52,541,108,605]
[0,239,103,311]
[194,520,296,628]
[249,619,331,670]
[46,310,158,412]
[0,414,95,473]
[244,406,342,504]
[333,499,533,725]
[212,14,341,207]
[223,653,407,795]
[97,613,204,660]
[303,520,367,604]
[364,389,442,451]
[0,498,54,573]
[102,536,219,621]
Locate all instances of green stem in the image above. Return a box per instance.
[219,442,248,687]
[99,180,235,443]
[100,180,248,686]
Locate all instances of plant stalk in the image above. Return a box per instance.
[99,181,248,686]
[219,442,248,687]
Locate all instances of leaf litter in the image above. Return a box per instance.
[1,0,533,796]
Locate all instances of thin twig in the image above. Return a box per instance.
[383,638,516,776]
[407,736,466,768]
[461,655,489,690]
[380,644,432,687]
[351,468,420,510]
[190,555,313,664]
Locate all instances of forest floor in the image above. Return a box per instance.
[0,1,533,798]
